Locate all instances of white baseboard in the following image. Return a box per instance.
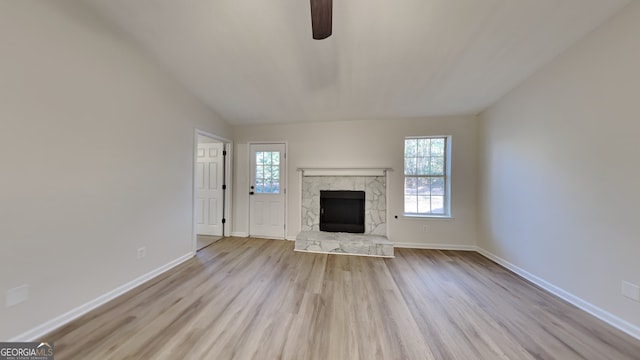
[476,247,640,341]
[393,242,477,251]
[242,235,286,240]
[232,232,294,241]
[9,252,194,342]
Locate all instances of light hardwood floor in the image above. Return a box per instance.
[46,237,640,359]
[196,235,222,251]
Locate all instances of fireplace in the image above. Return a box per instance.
[300,173,386,235]
[297,170,392,257]
[319,190,365,233]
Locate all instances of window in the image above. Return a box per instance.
[255,151,281,194]
[404,136,450,216]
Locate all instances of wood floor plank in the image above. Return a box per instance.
[44,238,640,359]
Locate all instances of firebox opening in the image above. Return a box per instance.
[320,190,365,233]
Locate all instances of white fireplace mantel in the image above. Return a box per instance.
[297,167,391,177]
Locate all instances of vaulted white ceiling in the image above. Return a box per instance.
[86,0,629,125]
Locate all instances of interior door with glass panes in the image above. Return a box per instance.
[249,143,286,239]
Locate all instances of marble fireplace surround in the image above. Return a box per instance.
[300,168,389,235]
[296,168,393,258]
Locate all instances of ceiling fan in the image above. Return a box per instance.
[310,0,332,39]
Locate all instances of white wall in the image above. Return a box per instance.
[232,116,478,248]
[0,1,231,340]
[478,1,640,334]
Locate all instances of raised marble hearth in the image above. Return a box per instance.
[295,231,394,258]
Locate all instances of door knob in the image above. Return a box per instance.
[249,191,254,195]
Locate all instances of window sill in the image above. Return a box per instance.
[401,214,454,220]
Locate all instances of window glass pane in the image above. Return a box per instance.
[431,138,445,156]
[272,164,281,194]
[264,166,272,183]
[258,164,264,193]
[255,165,263,181]
[431,177,445,196]
[256,165,264,194]
[417,139,431,157]
[405,177,418,195]
[418,177,430,195]
[431,196,445,214]
[404,158,417,175]
[417,196,431,213]
[404,196,418,213]
[430,157,445,175]
[417,157,430,175]
[255,152,281,194]
[405,139,417,157]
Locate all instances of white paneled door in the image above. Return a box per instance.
[249,143,286,239]
[196,142,224,236]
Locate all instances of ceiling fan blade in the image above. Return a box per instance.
[310,0,332,40]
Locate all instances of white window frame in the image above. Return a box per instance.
[403,136,452,218]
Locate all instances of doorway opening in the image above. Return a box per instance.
[194,130,232,252]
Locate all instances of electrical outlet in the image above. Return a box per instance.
[423,224,429,232]
[6,285,29,307]
[137,247,146,259]
[621,281,640,301]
